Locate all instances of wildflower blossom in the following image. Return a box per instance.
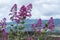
[10,4,17,12]
[0,18,6,28]
[9,4,18,20]
[32,18,42,35]
[36,29,41,34]
[9,4,32,23]
[18,4,32,20]
[36,18,42,27]
[32,24,36,30]
[0,18,7,40]
[48,17,55,30]
[28,36,34,40]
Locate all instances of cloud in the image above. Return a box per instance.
[0,0,11,4]
[31,7,42,19]
[0,0,60,22]
[32,0,60,19]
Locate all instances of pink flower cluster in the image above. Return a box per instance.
[32,18,42,34]
[48,17,55,30]
[28,36,34,40]
[9,4,32,23]
[0,18,6,28]
[32,17,55,34]
[0,18,7,40]
[32,18,42,30]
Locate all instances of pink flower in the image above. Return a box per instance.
[0,18,7,40]
[10,4,17,19]
[9,4,32,23]
[26,13,31,17]
[10,16,14,21]
[27,4,32,13]
[28,37,34,40]
[2,29,7,40]
[32,24,36,30]
[48,17,54,24]
[9,4,21,23]
[0,18,6,28]
[14,18,20,23]
[18,4,32,20]
[32,18,42,31]
[48,24,55,30]
[48,17,55,30]
[3,18,6,22]
[36,29,41,34]
[0,22,2,26]
[20,5,26,12]
[36,18,42,27]
[9,4,17,21]
[10,4,17,12]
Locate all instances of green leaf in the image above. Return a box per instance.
[19,26,24,30]
[9,34,14,38]
[41,29,46,34]
[45,22,48,28]
[19,31,24,37]
[20,21,25,24]
[10,24,14,26]
[38,34,43,40]
[15,26,17,29]
[10,29,13,32]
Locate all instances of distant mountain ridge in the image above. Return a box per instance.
[2,19,60,33]
[6,19,60,27]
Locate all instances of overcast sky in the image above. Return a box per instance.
[0,0,60,22]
